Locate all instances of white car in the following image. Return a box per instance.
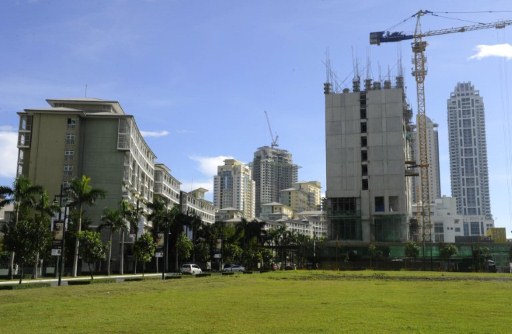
[223,264,245,272]
[181,263,202,275]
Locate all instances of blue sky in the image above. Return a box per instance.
[1,0,512,236]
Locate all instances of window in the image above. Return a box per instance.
[361,150,367,162]
[361,164,368,176]
[375,197,385,212]
[362,179,368,190]
[67,118,76,128]
[361,136,367,148]
[64,165,73,176]
[65,134,75,145]
[64,150,74,161]
[470,222,480,235]
[388,196,399,212]
[434,223,444,233]
[360,122,367,133]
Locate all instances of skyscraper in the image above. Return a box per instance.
[412,116,441,203]
[447,82,493,236]
[213,159,255,219]
[324,76,414,243]
[251,146,298,217]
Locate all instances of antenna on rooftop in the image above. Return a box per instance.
[85,84,88,98]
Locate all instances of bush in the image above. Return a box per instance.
[0,283,51,290]
[67,280,91,286]
[195,273,211,278]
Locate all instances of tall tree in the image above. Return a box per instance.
[0,176,43,279]
[32,191,59,278]
[146,198,180,275]
[99,207,126,276]
[118,200,135,275]
[67,175,106,277]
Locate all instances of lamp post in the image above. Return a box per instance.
[53,184,68,287]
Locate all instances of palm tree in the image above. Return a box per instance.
[146,198,180,276]
[99,207,126,276]
[0,176,43,279]
[32,191,59,278]
[118,200,135,275]
[67,175,106,277]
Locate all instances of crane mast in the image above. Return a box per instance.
[370,10,512,249]
[411,11,431,247]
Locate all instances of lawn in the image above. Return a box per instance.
[1,270,511,333]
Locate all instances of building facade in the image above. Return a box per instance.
[154,163,181,207]
[252,146,298,217]
[447,82,493,235]
[324,76,414,244]
[279,181,322,213]
[412,197,463,243]
[17,98,155,228]
[213,159,255,219]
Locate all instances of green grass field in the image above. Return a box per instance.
[1,270,512,333]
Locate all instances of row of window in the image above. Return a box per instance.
[360,93,369,191]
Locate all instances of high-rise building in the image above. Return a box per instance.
[447,82,493,236]
[324,76,414,243]
[17,98,155,226]
[213,159,255,219]
[252,146,298,217]
[412,116,441,203]
[279,181,322,213]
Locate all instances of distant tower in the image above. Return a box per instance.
[213,159,255,219]
[252,146,298,217]
[412,116,441,203]
[447,82,493,235]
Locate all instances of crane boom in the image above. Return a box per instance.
[264,110,279,148]
[370,10,512,45]
[370,10,512,258]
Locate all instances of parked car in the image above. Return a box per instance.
[181,263,202,275]
[223,264,245,272]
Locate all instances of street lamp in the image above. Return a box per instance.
[53,184,69,287]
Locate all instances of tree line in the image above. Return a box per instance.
[0,176,323,283]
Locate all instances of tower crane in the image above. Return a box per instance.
[264,110,279,148]
[370,10,512,245]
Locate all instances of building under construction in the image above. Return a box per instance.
[252,146,299,218]
[324,74,414,245]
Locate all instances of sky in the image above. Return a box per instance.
[1,0,512,235]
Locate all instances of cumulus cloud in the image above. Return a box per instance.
[140,130,170,138]
[189,155,234,176]
[0,126,18,178]
[469,44,512,60]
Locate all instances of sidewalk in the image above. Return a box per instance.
[0,273,163,286]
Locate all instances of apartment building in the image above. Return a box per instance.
[17,98,155,228]
[213,159,255,219]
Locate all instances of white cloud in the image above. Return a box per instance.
[140,130,170,138]
[189,155,234,176]
[0,127,18,178]
[469,44,512,60]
